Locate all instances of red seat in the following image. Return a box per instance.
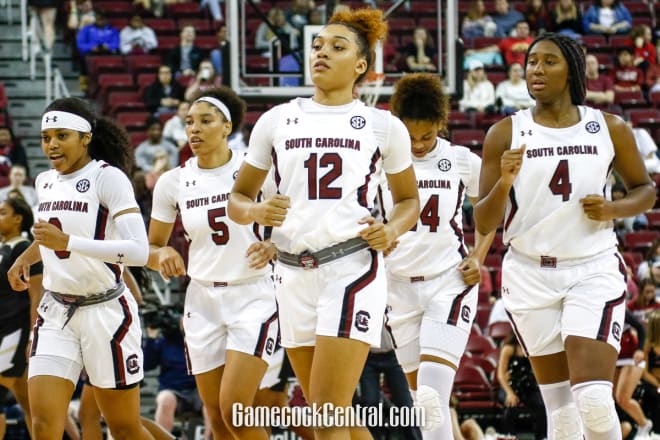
[594,53,614,72]
[626,2,651,16]
[650,91,660,109]
[125,54,162,76]
[157,36,181,51]
[453,365,499,410]
[86,55,125,76]
[106,91,146,115]
[448,111,474,130]
[487,321,512,345]
[94,1,134,17]
[245,54,271,72]
[450,129,485,149]
[465,333,498,357]
[488,71,507,87]
[143,18,177,35]
[129,132,148,147]
[177,18,212,34]
[615,90,647,109]
[627,108,660,132]
[116,111,151,132]
[581,35,607,52]
[475,304,492,332]
[624,230,660,253]
[196,35,218,51]
[387,17,416,34]
[646,211,660,230]
[460,355,497,380]
[137,72,157,96]
[93,73,134,100]
[166,2,202,18]
[418,17,438,30]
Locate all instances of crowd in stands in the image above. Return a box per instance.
[4,0,660,438]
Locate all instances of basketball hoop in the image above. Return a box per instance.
[358,72,385,107]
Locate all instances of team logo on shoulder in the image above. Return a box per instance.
[461,305,471,323]
[611,321,621,342]
[585,121,600,133]
[354,310,370,332]
[126,354,140,374]
[76,179,90,193]
[350,115,366,129]
[437,159,451,172]
[265,337,275,355]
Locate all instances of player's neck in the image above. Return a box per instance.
[1,230,21,242]
[312,87,354,106]
[198,147,232,169]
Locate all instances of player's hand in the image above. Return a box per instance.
[33,219,69,251]
[358,216,397,251]
[458,256,481,285]
[247,241,277,269]
[7,256,31,291]
[580,194,616,221]
[633,349,645,366]
[250,194,290,227]
[382,239,400,257]
[156,246,186,280]
[501,145,526,186]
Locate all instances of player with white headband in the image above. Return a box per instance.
[7,97,157,439]
[148,87,280,439]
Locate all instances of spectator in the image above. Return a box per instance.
[498,20,534,66]
[165,24,206,78]
[75,10,119,58]
[0,155,10,188]
[144,65,185,116]
[144,148,171,192]
[611,183,648,240]
[628,121,660,175]
[402,27,436,72]
[548,0,583,39]
[0,127,28,175]
[27,0,57,53]
[0,165,38,208]
[285,0,315,31]
[636,238,660,282]
[228,122,254,156]
[254,7,300,55]
[523,0,550,36]
[183,59,223,102]
[209,24,230,86]
[135,117,178,171]
[612,46,644,93]
[462,0,497,40]
[495,62,535,115]
[492,0,525,37]
[162,100,190,150]
[646,41,660,95]
[119,14,158,55]
[583,0,632,35]
[631,24,655,73]
[66,0,95,33]
[200,0,224,23]
[585,53,615,108]
[628,278,660,324]
[459,59,496,112]
[496,331,547,440]
[642,309,660,431]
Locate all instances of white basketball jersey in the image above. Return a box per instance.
[383,139,481,276]
[505,106,617,258]
[35,160,139,295]
[245,98,412,254]
[151,153,269,283]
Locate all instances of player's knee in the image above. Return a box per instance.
[574,382,617,433]
[415,385,444,431]
[156,390,178,410]
[550,403,582,440]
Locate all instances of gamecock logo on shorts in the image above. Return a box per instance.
[126,354,140,374]
[354,310,371,332]
[350,115,366,129]
[76,179,90,193]
[461,305,471,323]
[611,321,621,342]
[265,337,275,355]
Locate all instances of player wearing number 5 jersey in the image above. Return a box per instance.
[476,34,656,440]
[7,97,154,440]
[229,7,419,439]
[148,87,279,440]
[383,73,495,438]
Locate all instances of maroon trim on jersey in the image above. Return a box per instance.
[253,310,278,358]
[505,309,529,357]
[100,163,110,168]
[94,206,121,283]
[30,315,44,357]
[377,185,387,222]
[183,339,193,376]
[252,222,263,241]
[504,188,518,231]
[615,253,628,282]
[338,249,379,338]
[271,150,282,189]
[446,284,474,326]
[357,149,381,208]
[450,181,467,259]
[597,292,626,343]
[111,295,133,387]
[603,159,615,196]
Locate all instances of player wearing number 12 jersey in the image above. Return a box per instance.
[384,73,494,438]
[476,34,656,440]
[148,88,278,440]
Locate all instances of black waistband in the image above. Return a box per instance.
[277,237,370,269]
[49,283,125,328]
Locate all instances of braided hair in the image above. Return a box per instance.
[524,33,586,105]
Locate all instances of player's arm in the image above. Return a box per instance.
[147,218,185,280]
[229,163,290,227]
[581,114,655,221]
[458,196,497,286]
[474,117,521,235]
[7,241,42,291]
[28,274,44,329]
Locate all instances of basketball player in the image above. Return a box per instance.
[147,87,279,440]
[385,73,495,438]
[7,97,154,440]
[475,33,656,440]
[0,197,41,438]
[228,7,420,439]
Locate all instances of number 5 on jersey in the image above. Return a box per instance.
[208,207,229,245]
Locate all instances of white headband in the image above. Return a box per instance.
[41,111,92,133]
[194,97,232,123]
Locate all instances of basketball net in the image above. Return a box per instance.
[358,41,385,107]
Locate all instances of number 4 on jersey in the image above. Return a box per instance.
[549,159,572,201]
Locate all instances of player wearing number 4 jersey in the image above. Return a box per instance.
[476,33,656,440]
[383,73,495,439]
[229,7,420,440]
[148,87,279,440]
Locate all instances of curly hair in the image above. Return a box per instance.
[524,33,586,105]
[389,73,449,127]
[190,87,247,136]
[328,7,388,85]
[43,97,133,175]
